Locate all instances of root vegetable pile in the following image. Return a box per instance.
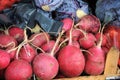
[0,14,119,80]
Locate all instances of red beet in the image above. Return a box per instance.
[19,44,37,63]
[33,53,59,80]
[0,49,10,70]
[8,26,24,42]
[78,15,100,33]
[0,35,17,50]
[5,59,32,80]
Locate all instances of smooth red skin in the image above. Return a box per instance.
[84,59,105,75]
[78,15,100,33]
[0,35,17,49]
[8,26,24,42]
[29,33,50,47]
[41,40,58,53]
[19,44,37,63]
[6,49,16,60]
[58,45,85,77]
[33,53,59,80]
[72,41,80,48]
[79,33,96,49]
[84,46,105,75]
[0,49,10,70]
[66,29,84,41]
[95,33,107,46]
[61,18,73,31]
[5,59,32,80]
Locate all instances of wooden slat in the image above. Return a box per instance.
[55,74,120,80]
[55,75,105,80]
[104,47,120,75]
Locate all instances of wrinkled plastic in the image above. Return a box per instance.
[55,0,89,22]
[35,10,62,36]
[0,14,12,25]
[34,0,63,11]
[0,2,63,36]
[95,0,120,24]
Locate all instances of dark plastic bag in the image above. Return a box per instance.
[0,2,63,36]
[95,0,120,24]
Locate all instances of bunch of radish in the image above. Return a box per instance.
[0,14,118,80]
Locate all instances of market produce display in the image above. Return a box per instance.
[0,0,120,80]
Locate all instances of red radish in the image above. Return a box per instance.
[5,59,32,80]
[72,41,80,48]
[0,49,10,70]
[0,35,17,50]
[33,53,59,80]
[32,32,63,80]
[58,45,85,77]
[95,33,107,46]
[32,18,73,79]
[7,26,24,42]
[57,20,85,77]
[6,48,17,60]
[19,44,37,63]
[79,32,96,49]
[66,29,84,41]
[77,15,100,33]
[29,32,50,47]
[32,30,63,80]
[41,40,58,53]
[59,18,73,43]
[84,25,105,75]
[61,18,73,32]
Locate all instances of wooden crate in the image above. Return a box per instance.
[55,47,120,80]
